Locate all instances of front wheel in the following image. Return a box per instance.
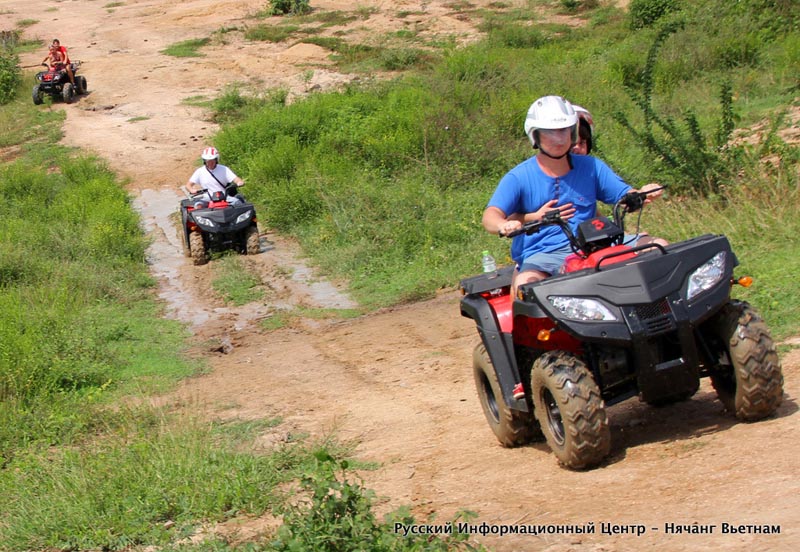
[62,82,75,104]
[531,351,610,470]
[708,300,783,421]
[244,226,260,255]
[32,85,43,105]
[473,343,542,447]
[189,231,207,265]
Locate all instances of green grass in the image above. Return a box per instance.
[210,254,265,306]
[181,94,211,107]
[161,37,211,58]
[260,306,362,331]
[245,24,299,42]
[0,414,334,549]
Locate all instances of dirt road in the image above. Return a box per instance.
[10,1,799,550]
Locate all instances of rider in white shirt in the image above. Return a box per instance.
[186,147,245,205]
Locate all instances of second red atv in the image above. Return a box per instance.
[32,61,87,105]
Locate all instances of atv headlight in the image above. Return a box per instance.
[235,210,253,224]
[686,252,726,301]
[548,296,617,321]
[194,215,216,228]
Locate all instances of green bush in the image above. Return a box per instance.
[272,450,482,551]
[629,0,681,29]
[268,0,312,16]
[0,49,21,104]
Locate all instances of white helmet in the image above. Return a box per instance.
[201,146,220,161]
[524,95,579,147]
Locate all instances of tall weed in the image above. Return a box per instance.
[272,450,483,551]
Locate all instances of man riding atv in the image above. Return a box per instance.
[186,147,246,205]
[482,95,666,296]
[180,147,259,265]
[42,39,74,86]
[461,95,783,470]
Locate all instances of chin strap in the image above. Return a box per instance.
[539,146,572,164]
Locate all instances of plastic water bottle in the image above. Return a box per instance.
[481,250,497,279]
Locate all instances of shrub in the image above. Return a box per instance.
[0,49,21,105]
[268,0,312,16]
[613,23,739,194]
[629,0,681,30]
[273,450,483,551]
[488,24,546,49]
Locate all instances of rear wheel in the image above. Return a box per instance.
[245,226,260,255]
[473,342,542,447]
[531,351,610,470]
[62,82,75,104]
[189,231,207,266]
[32,85,43,105]
[708,300,783,420]
[77,76,87,94]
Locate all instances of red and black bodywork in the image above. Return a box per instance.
[32,62,86,105]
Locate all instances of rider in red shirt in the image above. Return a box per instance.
[51,38,75,85]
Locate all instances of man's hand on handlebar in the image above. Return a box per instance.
[497,219,522,237]
[639,183,664,204]
[621,184,666,212]
[500,200,574,236]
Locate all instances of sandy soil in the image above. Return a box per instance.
[9,1,799,550]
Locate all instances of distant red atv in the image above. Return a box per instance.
[32,61,87,105]
[460,188,783,469]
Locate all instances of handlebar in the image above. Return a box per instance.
[616,185,665,214]
[498,185,666,257]
[500,209,567,239]
[187,183,238,199]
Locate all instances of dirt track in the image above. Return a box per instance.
[10,1,799,550]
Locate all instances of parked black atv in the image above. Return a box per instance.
[460,189,783,470]
[179,185,260,266]
[32,61,87,105]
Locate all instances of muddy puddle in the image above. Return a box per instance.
[132,187,357,334]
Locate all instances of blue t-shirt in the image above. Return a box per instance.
[487,154,632,265]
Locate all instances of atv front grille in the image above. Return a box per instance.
[633,299,675,336]
[636,299,670,320]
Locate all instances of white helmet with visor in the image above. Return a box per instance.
[524,95,579,148]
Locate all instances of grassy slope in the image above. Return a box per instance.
[216,0,799,336]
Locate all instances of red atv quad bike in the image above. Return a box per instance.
[459,188,783,470]
[32,61,87,105]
